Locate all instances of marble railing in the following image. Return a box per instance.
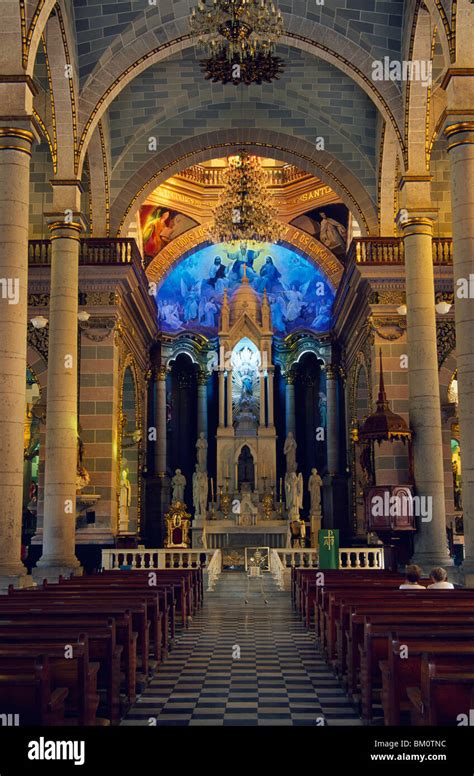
[176,164,308,187]
[338,547,385,569]
[275,546,385,570]
[101,548,216,571]
[347,237,452,266]
[28,238,143,270]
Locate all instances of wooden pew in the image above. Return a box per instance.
[0,641,100,725]
[0,606,137,704]
[362,631,474,723]
[342,599,474,695]
[0,654,68,725]
[50,577,173,654]
[0,620,121,724]
[380,640,474,725]
[2,593,148,680]
[408,651,474,725]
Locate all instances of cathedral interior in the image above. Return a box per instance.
[0,0,474,741]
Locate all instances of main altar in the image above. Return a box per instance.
[158,266,326,553]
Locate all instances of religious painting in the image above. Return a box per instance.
[290,204,349,258]
[140,204,198,263]
[155,242,335,336]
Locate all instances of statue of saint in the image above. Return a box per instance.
[119,468,131,531]
[285,471,298,512]
[196,432,208,472]
[171,468,186,503]
[308,467,323,514]
[192,465,208,517]
[296,472,304,512]
[284,432,297,474]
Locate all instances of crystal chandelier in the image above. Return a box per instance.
[209,152,285,246]
[190,0,285,84]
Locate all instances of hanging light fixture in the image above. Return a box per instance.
[190,0,285,85]
[209,151,285,246]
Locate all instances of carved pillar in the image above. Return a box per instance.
[218,369,225,427]
[226,369,233,428]
[267,369,275,426]
[285,371,295,436]
[397,205,451,568]
[197,369,208,438]
[155,366,167,475]
[325,364,339,476]
[36,186,85,580]
[259,370,266,427]
[444,117,474,579]
[0,120,36,588]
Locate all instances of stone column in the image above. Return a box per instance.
[444,118,474,580]
[0,121,36,588]
[197,369,208,438]
[226,370,233,427]
[285,372,295,435]
[397,204,451,567]
[325,364,339,475]
[259,370,266,427]
[267,368,275,426]
[155,366,167,475]
[218,369,225,427]
[35,190,85,580]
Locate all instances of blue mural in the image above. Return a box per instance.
[156,242,335,337]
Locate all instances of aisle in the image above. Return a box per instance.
[121,572,362,726]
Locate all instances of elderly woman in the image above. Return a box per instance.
[428,567,454,589]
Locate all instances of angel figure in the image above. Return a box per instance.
[281,281,311,321]
[181,278,201,322]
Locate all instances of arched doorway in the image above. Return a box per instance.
[237,445,255,490]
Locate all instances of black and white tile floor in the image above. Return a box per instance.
[121,572,362,726]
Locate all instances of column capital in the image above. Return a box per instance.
[396,211,436,235]
[324,363,338,380]
[0,126,35,157]
[284,369,296,385]
[197,368,208,385]
[47,218,85,241]
[444,121,474,152]
[156,365,168,381]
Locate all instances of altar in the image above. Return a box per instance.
[192,518,288,549]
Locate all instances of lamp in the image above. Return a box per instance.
[30,316,48,329]
[396,304,407,316]
[435,300,452,315]
[78,310,91,323]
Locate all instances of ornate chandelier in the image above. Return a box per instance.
[190,0,285,85]
[209,152,285,246]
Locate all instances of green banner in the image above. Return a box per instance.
[318,528,339,569]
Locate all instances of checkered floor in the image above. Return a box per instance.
[121,572,362,726]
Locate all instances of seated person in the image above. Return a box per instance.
[427,567,454,589]
[399,564,425,589]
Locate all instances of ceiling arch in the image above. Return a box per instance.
[75,7,411,170]
[110,129,378,238]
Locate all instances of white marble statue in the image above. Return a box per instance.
[196,432,208,472]
[285,471,298,512]
[283,432,297,473]
[308,467,323,514]
[193,465,208,517]
[119,467,131,531]
[296,472,304,512]
[171,468,186,503]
